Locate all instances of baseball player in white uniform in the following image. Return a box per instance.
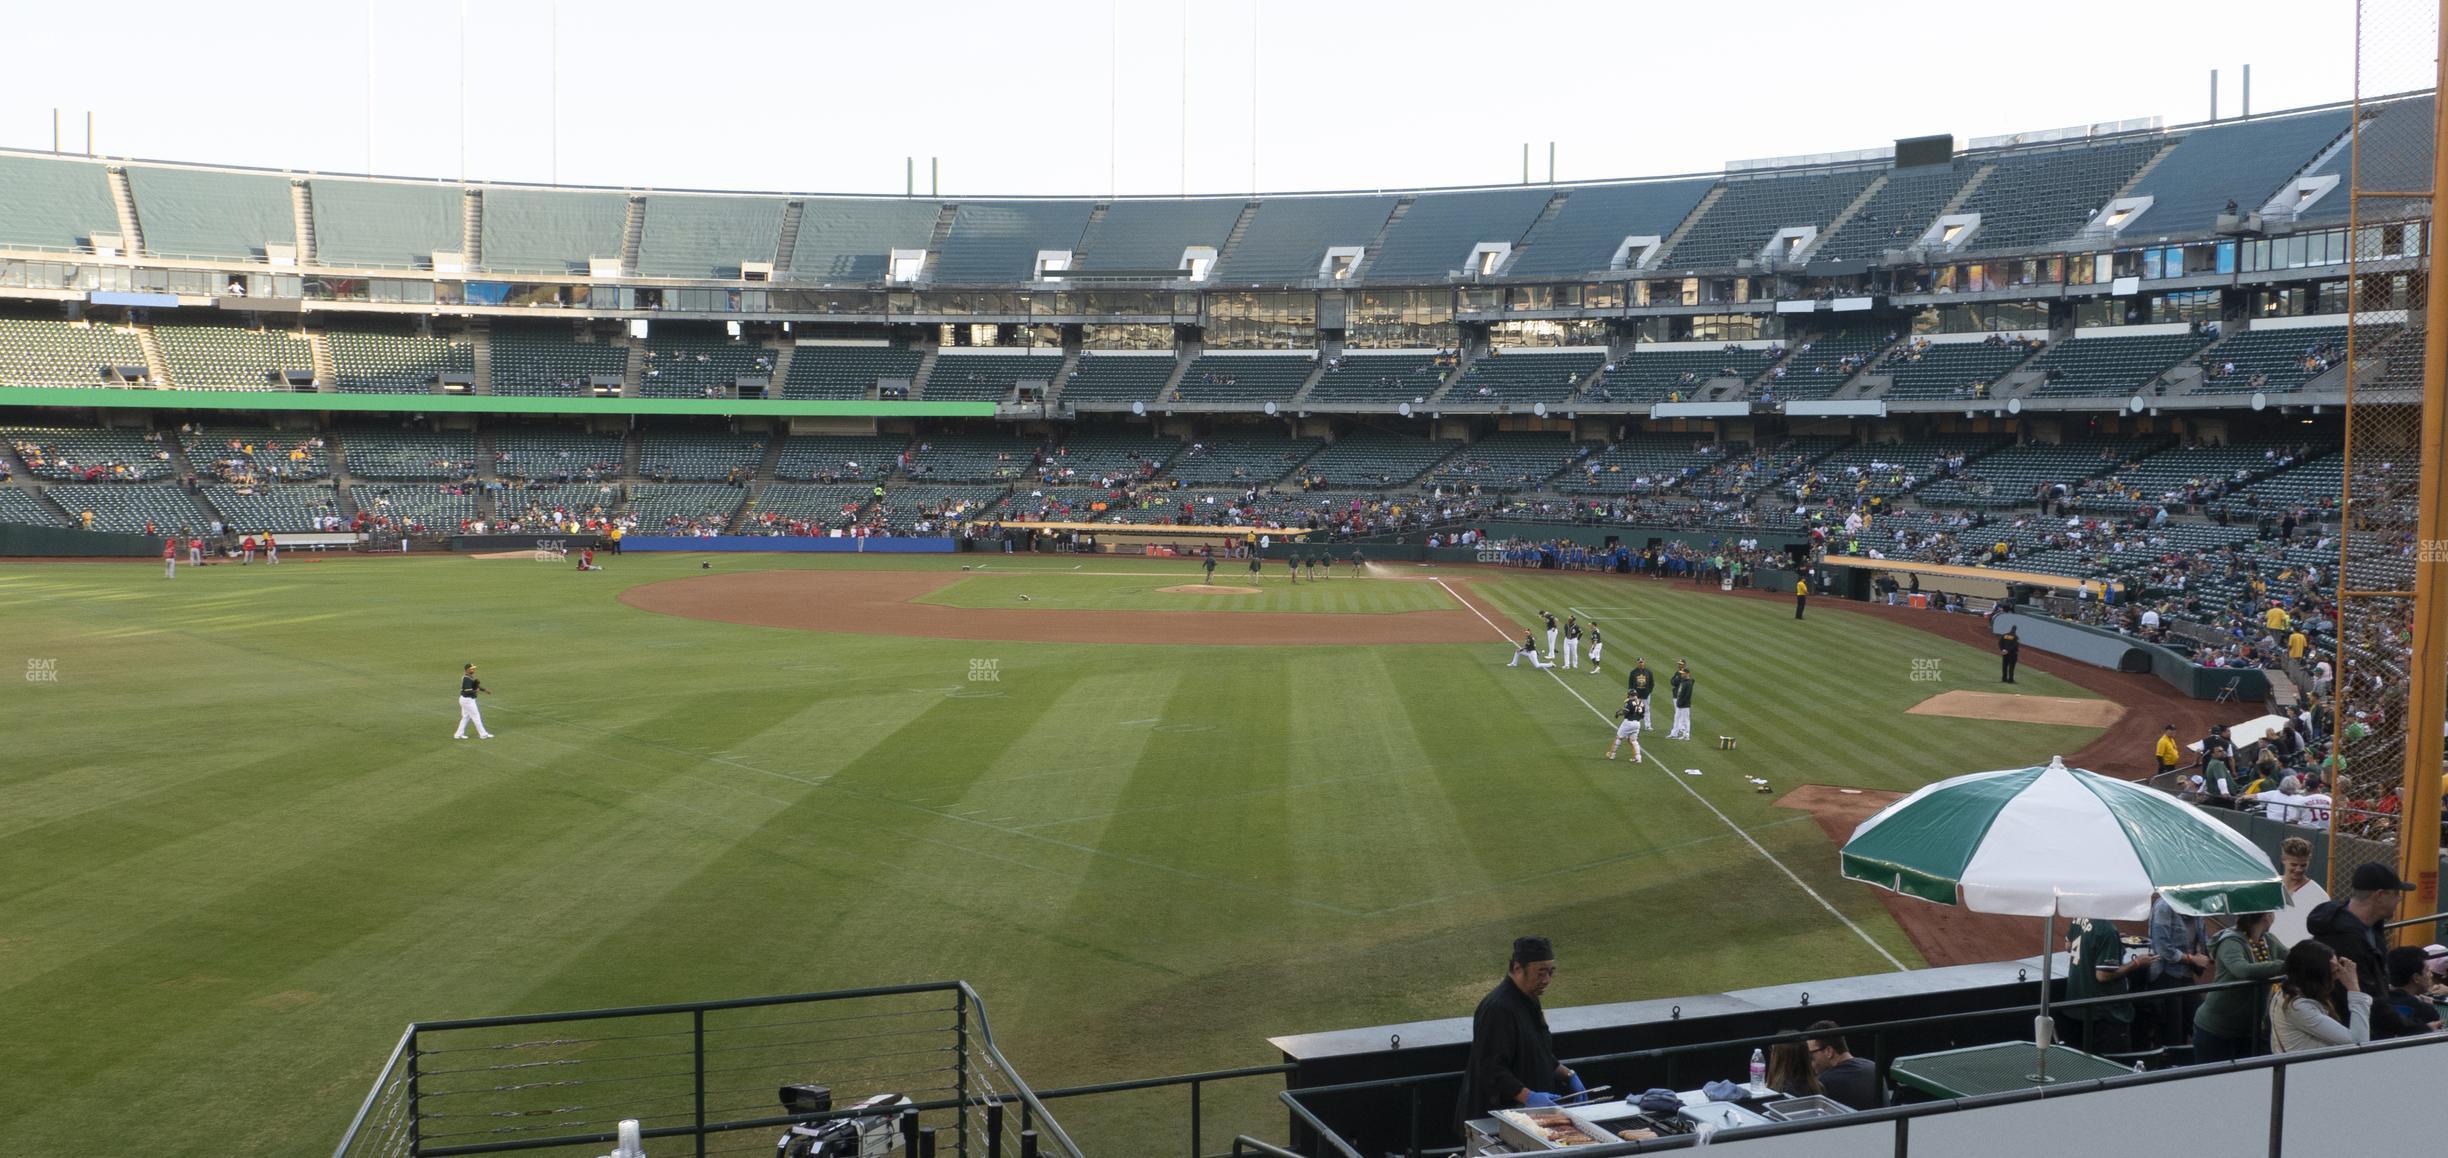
[1606,696,1645,761]
[1586,627,1604,676]
[1541,611,1559,658]
[454,663,495,739]
[1561,617,1582,670]
[1508,633,1554,669]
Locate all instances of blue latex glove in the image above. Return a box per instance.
[1523,1091,1562,1109]
[1567,1071,1587,1095]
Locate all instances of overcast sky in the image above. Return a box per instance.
[0,0,2395,197]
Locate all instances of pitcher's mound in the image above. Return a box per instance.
[1161,584,1260,595]
[1908,690,2123,727]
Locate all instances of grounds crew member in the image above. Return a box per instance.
[2155,725,2182,776]
[1999,628,2020,683]
[1457,936,1581,1132]
[1795,575,1809,619]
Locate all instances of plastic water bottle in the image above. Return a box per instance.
[1749,1048,1767,1093]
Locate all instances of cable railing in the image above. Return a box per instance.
[332,981,1082,1158]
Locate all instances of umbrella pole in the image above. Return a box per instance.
[2035,903,2056,1082]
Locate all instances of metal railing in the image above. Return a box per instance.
[1278,913,2448,1158]
[333,981,1082,1158]
[1021,1064,1297,1158]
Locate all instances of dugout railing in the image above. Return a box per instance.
[1277,910,2448,1158]
[331,981,1086,1158]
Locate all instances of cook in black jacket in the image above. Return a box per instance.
[1457,936,1577,1133]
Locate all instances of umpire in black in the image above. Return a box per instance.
[1999,628,2020,684]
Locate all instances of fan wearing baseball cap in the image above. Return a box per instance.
[2306,862,2417,1038]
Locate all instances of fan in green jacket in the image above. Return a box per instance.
[2192,910,2289,1063]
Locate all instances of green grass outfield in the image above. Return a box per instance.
[915,567,1457,612]
[0,553,2102,1155]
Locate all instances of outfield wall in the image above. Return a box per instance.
[0,524,158,557]
[618,535,958,553]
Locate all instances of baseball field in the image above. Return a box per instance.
[1,551,2117,1155]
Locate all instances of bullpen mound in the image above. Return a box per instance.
[620,568,1505,646]
[1906,689,2124,728]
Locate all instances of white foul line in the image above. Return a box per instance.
[1436,579,1909,972]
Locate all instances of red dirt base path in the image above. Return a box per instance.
[618,568,1510,646]
[1775,785,2061,968]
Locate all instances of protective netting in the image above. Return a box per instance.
[2331,0,2439,895]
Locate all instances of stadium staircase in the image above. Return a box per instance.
[1284,354,1332,406]
[1351,197,1412,279]
[323,431,362,518]
[772,200,803,277]
[920,205,959,281]
[621,430,643,479]
[1047,346,1083,404]
[1933,163,1995,227]
[1213,201,1263,270]
[1070,203,1111,267]
[1423,346,1481,404]
[1503,192,1572,274]
[620,341,645,397]
[462,189,484,267]
[290,182,317,265]
[1655,183,1725,259]
[1155,343,1195,405]
[766,341,798,392]
[1799,173,1892,263]
[2108,139,2186,206]
[730,436,791,532]
[158,434,227,530]
[619,197,645,275]
[471,431,497,520]
[467,321,494,394]
[307,331,337,392]
[909,342,942,399]
[135,326,171,388]
[106,166,145,255]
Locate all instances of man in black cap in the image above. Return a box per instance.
[1457,936,1579,1133]
[1998,628,2020,684]
[1627,659,1655,733]
[2309,862,2418,1038]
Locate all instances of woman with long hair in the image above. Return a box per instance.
[2193,910,2287,1062]
[1764,1033,1821,1097]
[2270,938,2371,1052]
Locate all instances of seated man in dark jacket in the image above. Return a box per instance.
[2308,862,2418,1039]
[1804,1021,1884,1109]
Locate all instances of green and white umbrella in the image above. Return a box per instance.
[1842,756,2285,920]
[1840,756,2283,1072]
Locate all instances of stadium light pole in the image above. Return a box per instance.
[2393,6,2448,938]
